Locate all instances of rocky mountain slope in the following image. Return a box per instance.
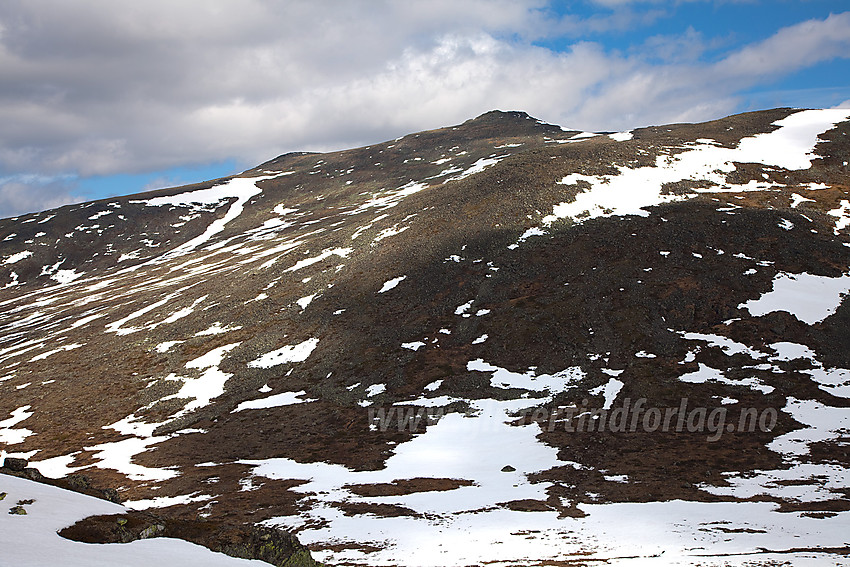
[2,107,850,566]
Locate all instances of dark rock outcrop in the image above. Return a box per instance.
[59,511,321,567]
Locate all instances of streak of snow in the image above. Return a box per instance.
[28,453,82,478]
[195,322,242,336]
[510,226,547,248]
[125,492,214,511]
[0,405,34,444]
[345,181,429,215]
[232,391,317,412]
[161,295,207,324]
[373,224,409,243]
[273,204,298,215]
[105,292,180,335]
[3,251,32,264]
[768,341,816,361]
[70,312,106,329]
[29,343,82,362]
[285,247,352,272]
[248,338,319,368]
[378,275,406,293]
[143,175,280,258]
[444,155,507,182]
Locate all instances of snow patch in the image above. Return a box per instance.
[154,340,183,353]
[296,294,316,310]
[589,378,624,410]
[3,251,32,264]
[51,269,82,284]
[233,391,317,412]
[248,338,319,368]
[176,343,242,414]
[196,322,242,336]
[678,363,774,394]
[467,359,584,393]
[739,271,850,324]
[285,247,352,272]
[445,155,507,182]
[378,276,406,293]
[0,406,34,445]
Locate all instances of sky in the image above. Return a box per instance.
[1,0,849,218]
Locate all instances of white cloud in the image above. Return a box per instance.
[0,2,848,217]
[0,1,556,176]
[590,0,747,5]
[0,178,82,218]
[715,12,850,80]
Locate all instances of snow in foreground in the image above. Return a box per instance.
[247,395,850,566]
[0,473,267,567]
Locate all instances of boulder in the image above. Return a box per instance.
[23,468,46,482]
[3,458,28,472]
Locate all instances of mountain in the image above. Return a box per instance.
[2,107,850,566]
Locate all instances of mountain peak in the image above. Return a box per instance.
[459,109,568,136]
[467,109,536,123]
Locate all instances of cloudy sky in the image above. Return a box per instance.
[1,0,849,218]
